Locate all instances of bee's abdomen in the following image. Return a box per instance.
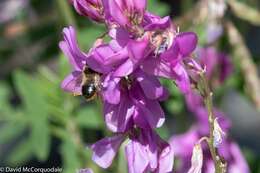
[81,83,96,100]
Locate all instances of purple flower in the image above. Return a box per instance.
[71,0,105,22]
[60,26,88,95]
[91,127,174,173]
[91,134,126,168]
[126,129,174,173]
[87,30,168,133]
[169,128,200,173]
[60,26,167,133]
[142,16,198,94]
[87,28,150,77]
[143,12,172,31]
[219,141,250,173]
[103,70,167,132]
[141,32,198,94]
[103,0,147,32]
[60,2,202,172]
[185,91,231,135]
[204,140,250,173]
[196,47,233,84]
[169,127,250,173]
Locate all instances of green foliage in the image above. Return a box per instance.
[7,138,33,165]
[78,26,106,50]
[147,0,170,16]
[76,106,103,129]
[14,71,51,161]
[60,137,81,173]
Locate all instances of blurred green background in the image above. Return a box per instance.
[0,0,260,173]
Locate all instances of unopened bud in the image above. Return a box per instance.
[72,0,105,23]
[213,118,226,147]
[188,144,203,173]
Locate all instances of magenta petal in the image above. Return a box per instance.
[109,27,129,42]
[158,145,174,173]
[73,0,104,22]
[107,0,128,26]
[102,74,121,105]
[169,129,199,158]
[228,143,250,173]
[141,58,176,79]
[143,131,158,170]
[126,0,146,13]
[87,44,114,73]
[130,83,165,129]
[127,38,149,63]
[133,0,147,11]
[125,140,149,173]
[91,135,125,168]
[172,63,191,94]
[104,48,129,66]
[59,26,86,70]
[132,107,150,129]
[86,55,110,74]
[136,98,165,129]
[135,70,165,100]
[198,47,218,78]
[104,96,135,132]
[61,71,82,94]
[88,44,128,73]
[144,15,171,31]
[113,58,134,77]
[109,27,130,49]
[176,32,198,57]
[160,41,180,64]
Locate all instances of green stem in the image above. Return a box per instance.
[199,72,226,173]
[67,118,89,167]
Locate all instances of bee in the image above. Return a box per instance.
[151,31,171,56]
[81,67,101,101]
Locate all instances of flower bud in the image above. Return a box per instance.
[188,144,203,173]
[72,0,104,22]
[213,118,226,147]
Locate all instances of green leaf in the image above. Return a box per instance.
[14,71,50,161]
[60,137,81,173]
[75,106,102,129]
[193,23,207,46]
[78,26,106,50]
[58,53,72,80]
[0,82,9,105]
[147,0,170,16]
[0,82,12,114]
[7,138,33,165]
[156,126,170,140]
[30,118,50,160]
[0,122,26,147]
[165,98,184,115]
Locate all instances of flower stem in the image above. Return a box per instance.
[199,72,227,173]
[56,0,77,28]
